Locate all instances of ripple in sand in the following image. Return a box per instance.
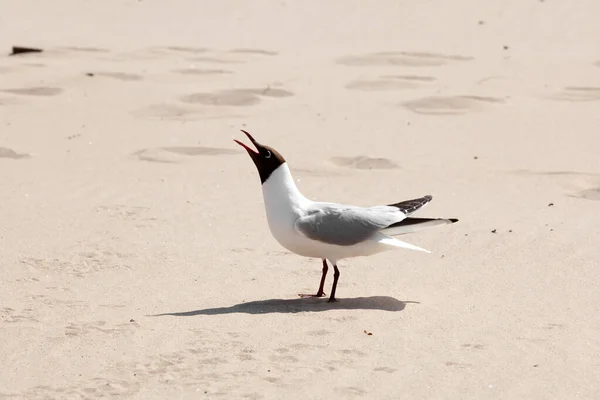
[229,48,278,56]
[161,146,238,156]
[181,90,260,106]
[133,104,202,119]
[402,95,504,115]
[241,88,294,98]
[330,156,399,170]
[384,75,437,82]
[294,168,347,177]
[573,187,600,201]
[172,68,232,76]
[59,46,110,53]
[188,56,244,64]
[91,72,143,81]
[154,46,208,54]
[133,103,244,121]
[346,75,435,91]
[549,86,600,102]
[180,87,293,107]
[2,87,62,96]
[0,147,30,159]
[133,146,237,163]
[337,51,473,67]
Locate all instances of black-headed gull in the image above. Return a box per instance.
[234,130,458,302]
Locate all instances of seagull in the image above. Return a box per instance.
[234,130,458,302]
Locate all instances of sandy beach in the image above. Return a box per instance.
[1,0,600,398]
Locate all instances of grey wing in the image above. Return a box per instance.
[294,204,404,246]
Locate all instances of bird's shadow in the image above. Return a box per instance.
[150,296,418,316]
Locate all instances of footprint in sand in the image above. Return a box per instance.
[549,86,600,102]
[65,320,139,337]
[95,205,152,221]
[1,87,62,96]
[336,386,367,395]
[21,250,133,278]
[307,329,332,336]
[461,343,486,350]
[89,72,143,81]
[542,323,566,330]
[14,377,139,399]
[27,294,85,312]
[337,51,473,67]
[374,367,397,373]
[11,334,248,398]
[1,307,38,323]
[346,75,436,91]
[402,95,504,115]
[133,146,238,163]
[0,147,31,159]
[445,361,473,368]
[180,87,293,107]
[95,205,160,228]
[340,348,368,357]
[330,156,399,170]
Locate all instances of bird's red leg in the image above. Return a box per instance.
[327,264,340,302]
[316,259,328,296]
[298,259,328,298]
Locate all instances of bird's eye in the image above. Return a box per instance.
[265,150,272,159]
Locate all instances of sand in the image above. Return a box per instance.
[1,0,600,398]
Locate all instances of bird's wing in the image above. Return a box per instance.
[293,203,406,246]
[387,195,433,215]
[382,217,458,236]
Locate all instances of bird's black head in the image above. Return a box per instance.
[234,130,286,184]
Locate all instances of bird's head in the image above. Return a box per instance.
[234,130,286,184]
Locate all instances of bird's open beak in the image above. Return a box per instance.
[234,130,260,159]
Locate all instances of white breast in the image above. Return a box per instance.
[260,164,314,255]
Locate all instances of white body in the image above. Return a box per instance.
[261,163,429,265]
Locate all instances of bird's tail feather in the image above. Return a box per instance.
[376,236,431,253]
[382,217,458,236]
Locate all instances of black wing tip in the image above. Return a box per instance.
[388,194,433,208]
[450,218,459,223]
